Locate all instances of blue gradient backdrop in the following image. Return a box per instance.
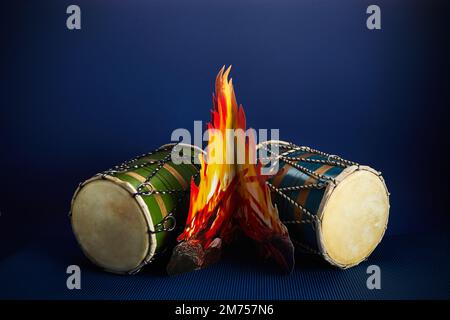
[1,0,448,299]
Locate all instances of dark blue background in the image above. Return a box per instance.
[1,0,448,299]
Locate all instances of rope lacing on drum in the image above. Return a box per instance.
[260,142,358,226]
[266,181,316,224]
[103,143,200,198]
[107,144,200,233]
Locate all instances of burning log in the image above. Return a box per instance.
[167,238,223,276]
[167,67,294,275]
[166,240,204,275]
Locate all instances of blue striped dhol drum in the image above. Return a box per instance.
[259,141,390,268]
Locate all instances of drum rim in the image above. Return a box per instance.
[70,174,157,275]
[315,165,390,269]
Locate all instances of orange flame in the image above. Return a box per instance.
[177,66,241,248]
[177,66,293,271]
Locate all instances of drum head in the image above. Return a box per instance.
[71,177,154,273]
[318,167,389,268]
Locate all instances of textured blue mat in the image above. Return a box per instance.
[0,227,448,300]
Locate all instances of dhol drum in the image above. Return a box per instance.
[259,141,390,268]
[70,143,201,274]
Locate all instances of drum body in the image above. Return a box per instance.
[70,144,200,274]
[260,141,390,268]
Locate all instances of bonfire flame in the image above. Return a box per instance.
[177,67,240,248]
[167,67,294,275]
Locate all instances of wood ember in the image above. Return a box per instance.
[167,238,223,275]
[166,240,204,276]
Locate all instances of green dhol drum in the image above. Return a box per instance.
[259,141,390,268]
[70,143,201,274]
